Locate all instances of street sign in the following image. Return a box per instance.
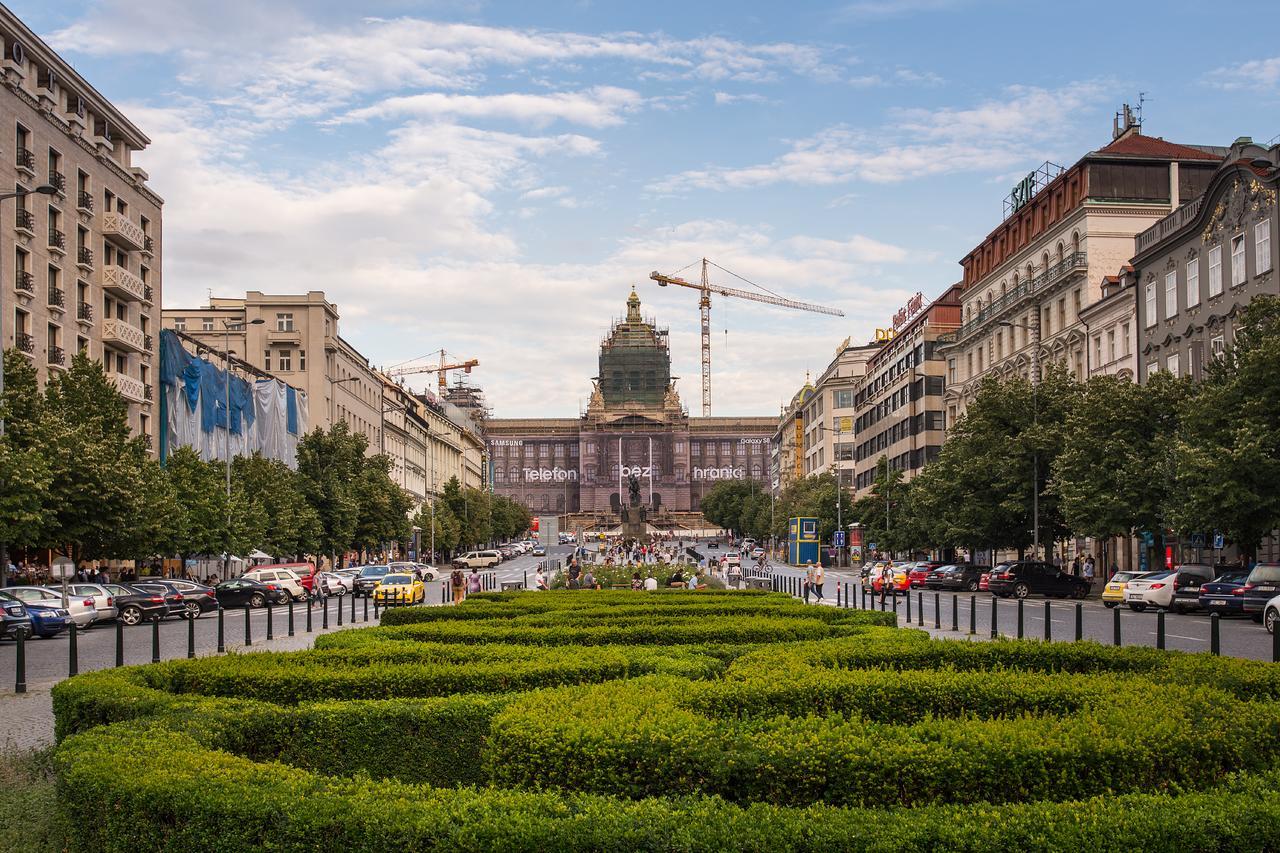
[867,542,877,552]
[1213,532,1225,550]
[833,530,845,547]
[1189,533,1205,548]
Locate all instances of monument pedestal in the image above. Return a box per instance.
[620,505,648,539]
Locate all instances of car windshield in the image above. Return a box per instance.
[1247,564,1280,584]
[1213,571,1249,584]
[359,566,390,578]
[1140,571,1173,582]
[934,565,957,573]
[382,575,412,585]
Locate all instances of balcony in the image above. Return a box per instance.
[144,383,153,401]
[15,208,34,234]
[49,171,66,194]
[102,264,146,302]
[107,371,146,403]
[77,190,93,213]
[143,235,154,254]
[48,287,65,309]
[78,301,93,323]
[15,147,34,173]
[144,333,153,352]
[16,332,34,354]
[15,270,34,294]
[102,211,145,251]
[143,284,154,304]
[48,229,66,252]
[267,327,302,344]
[48,345,65,366]
[1136,196,1205,256]
[103,318,146,354]
[77,246,94,271]
[955,251,1089,342]
[141,432,153,449]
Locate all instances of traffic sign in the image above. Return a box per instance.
[833,530,845,547]
[1213,532,1225,550]
[867,542,877,551]
[1188,533,1205,547]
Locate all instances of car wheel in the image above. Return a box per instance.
[1012,582,1029,599]
[966,580,978,592]
[1103,601,1117,609]
[184,602,202,619]
[1073,586,1088,600]
[249,593,265,609]
[120,605,143,626]
[1129,602,1147,613]
[1266,608,1278,635]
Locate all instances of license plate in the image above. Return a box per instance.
[1258,586,1276,592]
[1129,594,1143,601]
[1210,600,1226,606]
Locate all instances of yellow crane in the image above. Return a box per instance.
[384,349,479,390]
[649,258,845,416]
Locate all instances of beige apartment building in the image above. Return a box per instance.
[1,7,162,445]
[941,110,1224,425]
[1078,266,1138,380]
[800,338,880,489]
[770,379,813,498]
[381,375,489,508]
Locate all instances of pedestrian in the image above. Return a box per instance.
[631,571,643,591]
[804,561,815,604]
[879,561,891,607]
[583,568,596,590]
[451,567,466,604]
[534,567,549,591]
[1072,555,1082,577]
[466,567,482,597]
[1083,556,1095,592]
[812,563,825,602]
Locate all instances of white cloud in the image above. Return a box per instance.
[333,86,644,128]
[713,91,771,105]
[1206,57,1280,92]
[838,0,964,20]
[651,81,1111,191]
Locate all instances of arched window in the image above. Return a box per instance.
[1000,280,1007,297]
[509,465,519,483]
[1013,272,1020,288]
[1072,231,1080,255]
[1041,252,1050,273]
[1056,241,1064,263]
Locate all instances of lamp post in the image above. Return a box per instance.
[220,318,264,579]
[0,184,57,589]
[998,317,1041,559]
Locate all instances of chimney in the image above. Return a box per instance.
[1113,104,1140,141]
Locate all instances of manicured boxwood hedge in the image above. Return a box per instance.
[50,588,1280,851]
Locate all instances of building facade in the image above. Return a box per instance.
[942,111,1224,424]
[771,380,813,498]
[1133,138,1279,381]
[1,7,162,445]
[486,291,774,529]
[1078,266,1138,380]
[853,285,961,495]
[801,339,880,488]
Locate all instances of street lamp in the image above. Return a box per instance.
[221,318,264,579]
[0,184,58,588]
[998,318,1041,559]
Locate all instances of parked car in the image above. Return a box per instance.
[751,547,766,560]
[498,546,517,560]
[214,578,282,609]
[1264,593,1280,634]
[159,580,220,617]
[106,584,172,626]
[453,551,501,570]
[1198,570,1252,616]
[20,599,72,638]
[531,545,547,557]
[242,567,306,601]
[1240,563,1280,622]
[66,583,120,623]
[354,565,394,597]
[1169,564,1218,614]
[316,572,352,596]
[388,561,438,582]
[1125,564,1217,612]
[374,573,424,606]
[872,564,910,595]
[7,586,97,628]
[923,563,986,592]
[987,562,1089,600]
[1101,571,1151,609]
[0,594,32,640]
[907,562,944,589]
[979,571,991,592]
[131,581,190,620]
[724,553,742,568]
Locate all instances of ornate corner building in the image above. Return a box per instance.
[485,291,774,531]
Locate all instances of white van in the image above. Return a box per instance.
[454,551,501,569]
[242,567,306,601]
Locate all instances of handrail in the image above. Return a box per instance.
[955,252,1087,341]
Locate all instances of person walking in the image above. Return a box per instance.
[804,561,815,604]
[879,560,891,607]
[466,567,483,598]
[812,563,825,603]
[451,567,466,604]
[1083,556,1095,593]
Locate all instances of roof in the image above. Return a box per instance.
[1092,133,1223,161]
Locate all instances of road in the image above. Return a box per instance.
[761,562,1280,662]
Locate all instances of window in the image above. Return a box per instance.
[1165,270,1177,319]
[278,349,292,371]
[1257,219,1273,274]
[1107,329,1115,363]
[263,349,271,371]
[1209,245,1223,296]
[1230,233,1246,287]
[1146,360,1158,381]
[276,313,294,331]
[1166,352,1180,377]
[1043,306,1052,336]
[1144,282,1157,328]
[1122,322,1131,355]
[1093,335,1102,368]
[172,317,185,331]
[1058,298,1066,330]
[947,358,956,384]
[201,318,213,332]
[1211,334,1225,358]
[1073,288,1081,320]
[1186,260,1200,308]
[299,349,306,370]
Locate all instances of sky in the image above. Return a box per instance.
[16,1,1280,417]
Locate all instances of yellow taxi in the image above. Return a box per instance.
[1101,571,1149,609]
[374,573,424,606]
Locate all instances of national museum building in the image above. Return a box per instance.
[485,291,775,530]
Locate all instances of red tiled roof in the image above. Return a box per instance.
[1094,133,1222,161]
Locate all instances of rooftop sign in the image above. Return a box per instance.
[1002,161,1066,220]
[892,292,925,330]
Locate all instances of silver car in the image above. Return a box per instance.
[8,586,98,628]
[67,583,121,623]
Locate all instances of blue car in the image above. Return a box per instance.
[1199,570,1251,616]
[22,600,72,638]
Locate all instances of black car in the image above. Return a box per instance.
[923,563,987,592]
[214,578,284,609]
[1240,563,1280,622]
[0,594,32,640]
[1198,570,1251,616]
[107,583,173,626]
[160,580,220,617]
[987,561,1089,600]
[1168,565,1216,614]
[353,565,392,597]
[131,581,190,620]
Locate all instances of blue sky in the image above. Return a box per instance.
[17,1,1280,416]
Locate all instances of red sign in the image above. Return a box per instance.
[892,292,925,330]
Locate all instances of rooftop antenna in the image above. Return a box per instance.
[1136,92,1147,127]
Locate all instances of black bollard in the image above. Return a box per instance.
[151,618,160,663]
[325,596,332,629]
[892,589,899,615]
[363,595,368,622]
[288,599,295,637]
[15,630,26,693]
[836,585,841,607]
[1017,598,1024,639]
[307,597,313,633]
[1075,603,1083,641]
[351,590,356,622]
[244,606,252,646]
[1113,606,1121,646]
[374,594,380,621]
[969,595,976,635]
[934,593,941,630]
[188,611,196,659]
[990,597,998,639]
[1210,612,1220,655]
[116,619,124,667]
[337,593,343,626]
[1156,610,1166,650]
[68,623,79,677]
[906,589,913,623]
[952,594,959,632]
[216,608,225,654]
[266,600,274,641]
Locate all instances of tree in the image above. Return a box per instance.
[700,480,754,535]
[162,446,230,560]
[232,454,321,559]
[413,500,460,559]
[848,457,910,555]
[351,453,413,558]
[0,350,51,557]
[296,423,365,566]
[441,477,492,549]
[772,472,841,545]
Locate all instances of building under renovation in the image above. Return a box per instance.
[486,291,775,532]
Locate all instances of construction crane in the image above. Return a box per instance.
[649,258,845,416]
[384,349,479,390]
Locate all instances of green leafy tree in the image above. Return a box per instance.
[414,500,460,560]
[296,423,365,566]
[162,446,230,559]
[772,472,841,545]
[232,454,322,559]
[0,351,51,556]
[848,457,910,555]
[699,480,754,535]
[351,453,413,559]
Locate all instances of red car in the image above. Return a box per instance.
[908,562,945,589]
[979,572,991,592]
[872,565,911,595]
